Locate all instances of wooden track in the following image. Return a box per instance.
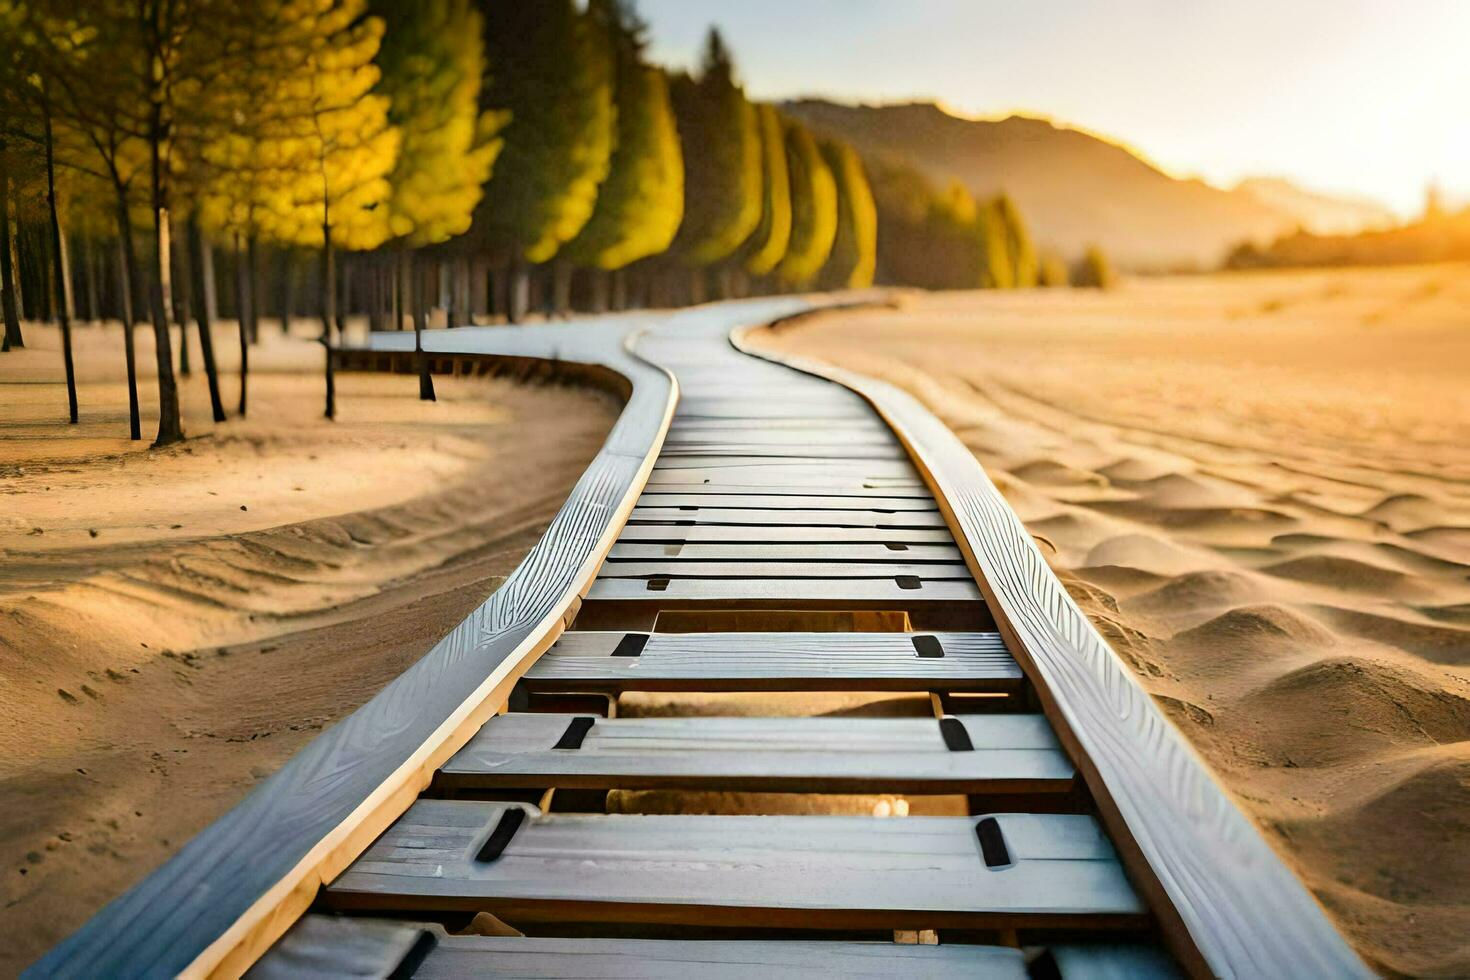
[31,296,1367,979]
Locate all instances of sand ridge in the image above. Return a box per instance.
[0,321,618,973]
[757,266,1470,977]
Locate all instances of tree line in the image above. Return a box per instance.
[0,0,1044,448]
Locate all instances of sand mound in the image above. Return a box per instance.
[1241,658,1470,766]
[1085,532,1216,576]
[1072,564,1170,597]
[1312,606,1470,666]
[1262,554,1426,597]
[1406,525,1470,561]
[1363,493,1443,532]
[1010,458,1104,487]
[1126,472,1250,508]
[1097,457,1181,483]
[1129,569,1267,616]
[1170,603,1337,652]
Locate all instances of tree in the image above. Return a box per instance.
[741,102,790,279]
[669,28,760,290]
[1073,244,1115,289]
[977,197,1013,289]
[776,118,836,287]
[563,0,682,309]
[818,138,876,289]
[370,0,505,397]
[476,0,613,321]
[1038,251,1069,287]
[253,0,400,419]
[994,193,1037,288]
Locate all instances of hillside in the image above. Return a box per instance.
[783,99,1394,270]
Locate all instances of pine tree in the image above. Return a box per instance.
[476,0,614,321]
[977,197,1013,289]
[818,139,876,289]
[742,102,790,277]
[995,193,1037,288]
[777,118,837,286]
[669,29,760,267]
[371,0,505,248]
[1073,244,1115,289]
[563,1,682,283]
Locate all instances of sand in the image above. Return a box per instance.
[0,319,618,973]
[756,265,1470,977]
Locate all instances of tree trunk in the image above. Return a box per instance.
[145,119,181,443]
[469,256,488,324]
[321,229,335,420]
[610,268,627,312]
[508,254,529,324]
[171,215,191,328]
[233,232,252,417]
[590,268,610,313]
[186,216,225,422]
[41,98,77,423]
[175,223,191,375]
[410,250,435,401]
[246,234,261,345]
[114,217,141,440]
[551,260,573,318]
[0,146,22,350]
[277,248,293,333]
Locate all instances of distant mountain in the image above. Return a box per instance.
[1233,177,1396,237]
[783,99,1395,270]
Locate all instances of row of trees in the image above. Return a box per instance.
[0,0,1035,449]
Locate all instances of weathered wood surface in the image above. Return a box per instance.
[585,577,985,602]
[628,507,950,527]
[326,802,1146,930]
[250,916,1030,979]
[437,713,1072,793]
[27,300,813,979]
[633,492,940,511]
[607,542,964,561]
[523,630,1021,692]
[733,323,1370,976]
[615,524,956,544]
[596,560,971,579]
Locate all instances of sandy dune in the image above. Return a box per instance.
[757,265,1470,977]
[0,322,617,972]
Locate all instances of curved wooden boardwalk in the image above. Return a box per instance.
[28,297,1367,979]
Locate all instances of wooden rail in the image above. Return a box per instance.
[27,297,1367,979]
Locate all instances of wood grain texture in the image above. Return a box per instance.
[585,577,985,603]
[633,493,939,511]
[437,712,1072,793]
[614,524,957,545]
[733,323,1369,976]
[325,801,1147,930]
[607,542,964,561]
[27,300,817,979]
[251,917,1031,979]
[628,507,950,528]
[523,630,1021,692]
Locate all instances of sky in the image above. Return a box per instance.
[638,0,1470,219]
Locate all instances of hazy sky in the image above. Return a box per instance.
[639,0,1470,218]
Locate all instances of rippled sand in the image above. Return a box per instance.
[757,266,1470,977]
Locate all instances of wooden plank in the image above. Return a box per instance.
[523,631,1021,693]
[608,543,965,562]
[596,560,973,580]
[325,802,1147,930]
[251,916,1031,979]
[585,578,985,602]
[437,713,1073,794]
[1044,943,1182,979]
[629,507,949,528]
[616,525,957,545]
[637,483,939,499]
[32,300,824,978]
[656,444,909,460]
[634,493,939,511]
[733,325,1370,975]
[664,427,897,446]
